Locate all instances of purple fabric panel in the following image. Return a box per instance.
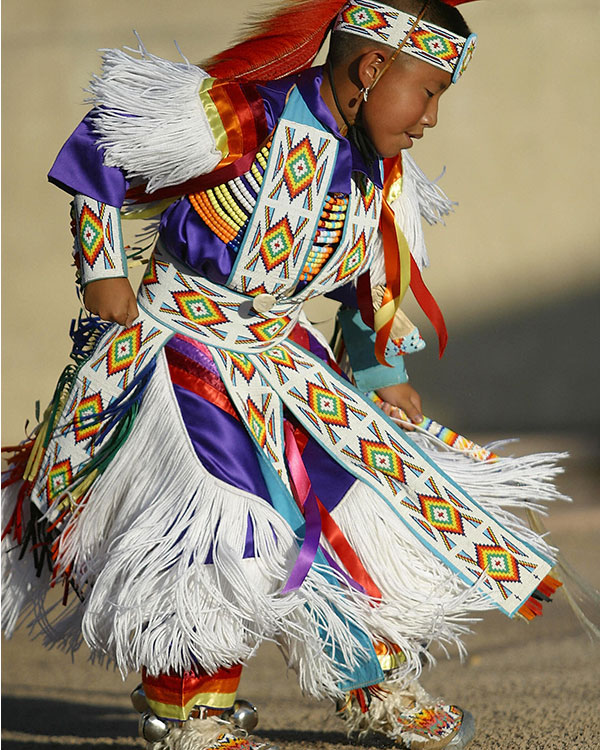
[47,114,129,205]
[166,335,220,376]
[325,282,358,309]
[171,384,270,502]
[159,198,237,283]
[302,435,356,513]
[304,331,330,366]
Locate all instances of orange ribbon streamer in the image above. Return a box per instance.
[376,156,448,362]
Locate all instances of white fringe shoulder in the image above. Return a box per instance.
[88,39,223,193]
[391,152,456,271]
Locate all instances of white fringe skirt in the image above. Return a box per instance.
[1,352,568,699]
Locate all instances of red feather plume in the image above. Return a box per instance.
[204,0,347,81]
[440,0,479,5]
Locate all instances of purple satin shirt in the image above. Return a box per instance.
[48,66,378,300]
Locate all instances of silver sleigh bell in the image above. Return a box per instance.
[138,711,171,743]
[131,683,257,737]
[131,684,171,743]
[130,683,150,713]
[222,699,259,731]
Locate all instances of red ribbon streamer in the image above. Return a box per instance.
[409,255,448,357]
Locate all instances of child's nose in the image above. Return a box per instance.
[422,99,439,128]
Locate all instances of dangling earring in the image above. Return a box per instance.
[359,85,370,102]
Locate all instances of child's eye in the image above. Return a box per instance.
[425,89,434,98]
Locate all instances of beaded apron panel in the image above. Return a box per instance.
[31,313,172,516]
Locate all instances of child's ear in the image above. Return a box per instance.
[357,50,386,90]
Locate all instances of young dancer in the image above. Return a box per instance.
[2,2,568,748]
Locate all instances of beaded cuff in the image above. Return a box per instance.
[338,306,425,392]
[73,195,127,287]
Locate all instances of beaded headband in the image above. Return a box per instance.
[334,0,477,83]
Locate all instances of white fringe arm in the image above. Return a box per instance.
[402,152,456,227]
[1,353,379,699]
[87,39,223,193]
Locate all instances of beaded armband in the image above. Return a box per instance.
[72,194,127,288]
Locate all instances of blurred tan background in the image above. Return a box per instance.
[2,0,600,442]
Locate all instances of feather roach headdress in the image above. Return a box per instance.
[204,0,477,81]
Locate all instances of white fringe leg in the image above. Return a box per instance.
[331,483,489,683]
[10,353,379,699]
[329,433,568,684]
[2,483,53,637]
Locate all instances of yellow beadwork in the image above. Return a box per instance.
[206,189,243,232]
[251,163,263,183]
[256,149,268,169]
[214,184,247,226]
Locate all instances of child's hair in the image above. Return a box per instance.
[328,0,472,67]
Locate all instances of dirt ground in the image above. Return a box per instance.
[2,436,599,750]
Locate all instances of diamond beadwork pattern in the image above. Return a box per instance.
[107,324,143,376]
[342,5,391,33]
[172,291,228,327]
[411,30,458,61]
[74,393,103,443]
[46,459,73,500]
[79,204,104,267]
[259,217,295,271]
[359,439,406,482]
[248,316,290,342]
[336,233,367,282]
[247,398,267,447]
[419,495,465,536]
[229,352,256,382]
[283,137,317,200]
[475,544,521,582]
[307,383,349,427]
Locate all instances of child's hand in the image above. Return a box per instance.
[375,383,423,430]
[83,278,139,327]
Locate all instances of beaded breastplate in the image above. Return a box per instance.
[188,86,380,302]
[189,144,348,283]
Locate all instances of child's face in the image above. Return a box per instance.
[362,55,451,158]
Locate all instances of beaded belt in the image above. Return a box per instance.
[137,242,304,353]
